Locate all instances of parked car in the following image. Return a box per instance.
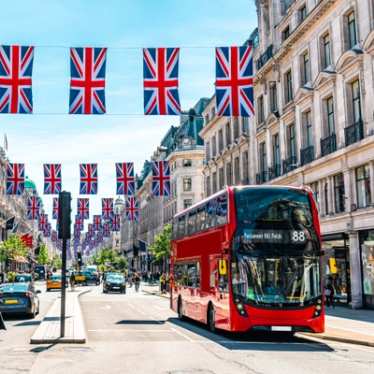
[14,273,33,284]
[103,274,126,293]
[0,282,40,318]
[82,271,100,285]
[74,272,86,285]
[34,265,47,280]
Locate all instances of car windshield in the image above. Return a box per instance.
[0,283,28,293]
[232,254,321,306]
[107,275,124,282]
[15,274,32,282]
[51,275,61,281]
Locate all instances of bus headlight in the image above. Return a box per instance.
[316,305,321,311]
[235,301,247,317]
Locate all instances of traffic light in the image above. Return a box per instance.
[77,251,83,267]
[58,191,71,240]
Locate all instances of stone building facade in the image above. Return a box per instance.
[254,0,374,308]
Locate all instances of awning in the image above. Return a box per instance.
[12,256,28,264]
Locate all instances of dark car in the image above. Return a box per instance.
[83,271,100,285]
[103,274,126,293]
[34,265,46,280]
[0,282,40,318]
[14,273,33,284]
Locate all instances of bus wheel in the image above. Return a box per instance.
[177,298,184,320]
[207,305,216,333]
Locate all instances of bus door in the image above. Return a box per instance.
[214,256,231,328]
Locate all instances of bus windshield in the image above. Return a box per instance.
[233,187,321,307]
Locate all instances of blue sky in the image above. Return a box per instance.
[0,0,257,222]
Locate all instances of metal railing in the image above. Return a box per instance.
[345,120,364,146]
[256,45,273,70]
[300,145,315,166]
[256,170,269,184]
[282,156,298,174]
[320,133,336,157]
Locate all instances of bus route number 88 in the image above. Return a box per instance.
[291,230,306,243]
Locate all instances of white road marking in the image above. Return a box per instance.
[88,329,173,333]
[169,327,195,342]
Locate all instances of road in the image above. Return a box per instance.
[0,283,373,374]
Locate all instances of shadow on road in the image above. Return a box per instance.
[116,320,165,325]
[14,320,41,327]
[168,317,334,352]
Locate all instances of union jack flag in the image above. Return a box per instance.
[79,163,98,194]
[88,223,95,236]
[69,47,107,114]
[102,198,113,219]
[103,223,111,237]
[0,45,34,114]
[75,215,84,231]
[27,196,40,220]
[143,48,181,115]
[6,163,25,195]
[215,45,254,117]
[125,197,139,222]
[152,160,170,197]
[38,214,48,231]
[73,229,80,240]
[93,215,102,231]
[77,198,89,219]
[111,214,120,232]
[43,164,62,194]
[116,162,135,196]
[43,223,51,238]
[52,197,59,219]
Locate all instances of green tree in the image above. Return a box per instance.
[92,247,127,272]
[49,254,62,270]
[37,243,49,265]
[149,224,172,262]
[0,235,28,268]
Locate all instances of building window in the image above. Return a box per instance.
[284,70,293,104]
[298,4,307,23]
[346,11,357,50]
[219,168,224,189]
[282,25,290,41]
[257,95,264,123]
[287,124,297,160]
[218,129,224,153]
[212,172,217,193]
[351,80,362,124]
[234,156,240,184]
[225,122,231,146]
[212,135,217,157]
[269,81,278,113]
[205,141,210,161]
[242,151,249,183]
[272,133,280,175]
[310,182,320,210]
[210,107,216,120]
[183,199,192,209]
[325,96,335,136]
[242,117,249,135]
[324,182,329,215]
[300,50,311,85]
[233,117,240,139]
[183,159,192,167]
[206,175,211,196]
[226,162,232,186]
[259,142,267,173]
[334,174,345,213]
[302,110,313,147]
[183,177,192,192]
[321,32,332,69]
[356,165,371,208]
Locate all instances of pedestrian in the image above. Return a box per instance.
[70,272,75,291]
[160,272,166,294]
[134,272,141,292]
[325,278,335,308]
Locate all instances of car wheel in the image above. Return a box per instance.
[207,305,216,333]
[46,288,50,292]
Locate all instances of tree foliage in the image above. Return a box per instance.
[92,247,127,272]
[0,234,28,263]
[37,243,49,265]
[149,224,172,262]
[49,254,62,270]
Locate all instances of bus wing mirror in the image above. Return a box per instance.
[218,259,227,276]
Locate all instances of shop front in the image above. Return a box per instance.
[359,229,374,309]
[322,233,351,304]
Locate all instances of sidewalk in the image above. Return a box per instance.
[303,306,374,347]
[142,283,169,299]
[30,288,88,344]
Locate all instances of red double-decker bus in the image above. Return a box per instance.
[170,185,324,334]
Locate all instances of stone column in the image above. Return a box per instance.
[343,169,352,213]
[348,231,363,309]
[369,161,374,204]
[317,180,323,214]
[328,176,334,214]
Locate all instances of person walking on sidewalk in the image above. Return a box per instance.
[70,272,75,292]
[325,277,335,308]
[160,273,167,294]
[134,272,141,292]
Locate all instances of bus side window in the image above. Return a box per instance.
[178,215,186,238]
[188,210,197,235]
[187,263,200,288]
[206,201,217,228]
[172,219,178,239]
[216,193,228,225]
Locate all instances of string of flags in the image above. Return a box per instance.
[0,44,254,117]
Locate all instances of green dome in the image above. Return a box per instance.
[24,176,36,190]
